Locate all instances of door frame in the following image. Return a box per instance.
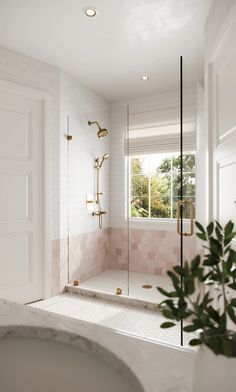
[206,3,236,224]
[0,79,52,300]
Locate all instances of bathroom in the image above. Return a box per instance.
[0,0,236,391]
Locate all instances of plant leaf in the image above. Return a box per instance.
[156,287,176,297]
[160,322,176,328]
[195,221,206,233]
[189,338,202,346]
[196,233,207,241]
[230,298,236,307]
[224,232,236,246]
[173,266,185,276]
[183,324,201,332]
[207,222,214,237]
[163,308,175,320]
[225,221,234,237]
[219,313,227,333]
[221,337,232,357]
[215,220,222,230]
[191,255,201,271]
[215,227,223,242]
[227,306,236,324]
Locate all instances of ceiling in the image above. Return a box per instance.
[0,0,213,102]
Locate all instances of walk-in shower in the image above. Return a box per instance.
[68,57,204,347]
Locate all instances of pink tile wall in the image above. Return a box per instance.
[52,226,200,294]
[109,227,200,276]
[52,228,109,294]
[68,228,109,284]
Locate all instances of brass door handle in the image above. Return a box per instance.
[177,200,195,237]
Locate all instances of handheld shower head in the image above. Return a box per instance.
[88,120,108,138]
[98,153,109,168]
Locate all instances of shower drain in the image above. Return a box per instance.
[142,284,152,289]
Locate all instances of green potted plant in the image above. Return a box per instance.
[157,220,236,392]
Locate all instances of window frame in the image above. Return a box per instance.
[129,152,196,220]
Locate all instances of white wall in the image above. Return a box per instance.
[60,71,110,238]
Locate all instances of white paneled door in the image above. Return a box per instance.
[0,83,44,303]
[209,10,236,227]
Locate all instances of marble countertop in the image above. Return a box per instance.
[0,299,194,392]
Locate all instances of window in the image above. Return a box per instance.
[130,153,195,219]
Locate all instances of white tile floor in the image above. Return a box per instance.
[31,292,193,348]
[79,269,172,304]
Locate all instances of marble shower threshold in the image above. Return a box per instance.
[66,269,172,311]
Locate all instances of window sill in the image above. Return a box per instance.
[128,217,192,232]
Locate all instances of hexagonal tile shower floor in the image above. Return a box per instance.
[30,292,194,348]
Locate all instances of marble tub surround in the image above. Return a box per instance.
[0,299,194,392]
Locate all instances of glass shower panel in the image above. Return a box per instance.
[67,108,129,296]
[127,60,183,346]
[107,103,130,296]
[181,57,206,346]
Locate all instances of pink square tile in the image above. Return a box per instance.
[148,251,155,259]
[132,242,138,250]
[116,248,122,256]
[155,267,163,275]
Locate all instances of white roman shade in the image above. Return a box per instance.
[125,104,196,155]
[125,131,196,155]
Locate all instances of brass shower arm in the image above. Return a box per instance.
[88,120,101,130]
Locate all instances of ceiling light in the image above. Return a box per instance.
[141,76,149,81]
[84,6,97,17]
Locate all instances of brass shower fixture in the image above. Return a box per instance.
[92,153,109,229]
[88,120,108,138]
[95,153,109,169]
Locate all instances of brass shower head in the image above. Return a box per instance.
[88,120,108,138]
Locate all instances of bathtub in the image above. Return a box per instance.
[0,299,194,392]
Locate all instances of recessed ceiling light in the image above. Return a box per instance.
[84,6,97,17]
[141,76,149,81]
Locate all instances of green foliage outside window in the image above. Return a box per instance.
[130,153,195,219]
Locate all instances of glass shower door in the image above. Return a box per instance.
[180,56,205,346]
[125,56,202,347]
[126,59,184,345]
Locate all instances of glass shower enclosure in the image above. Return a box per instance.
[67,57,204,347]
